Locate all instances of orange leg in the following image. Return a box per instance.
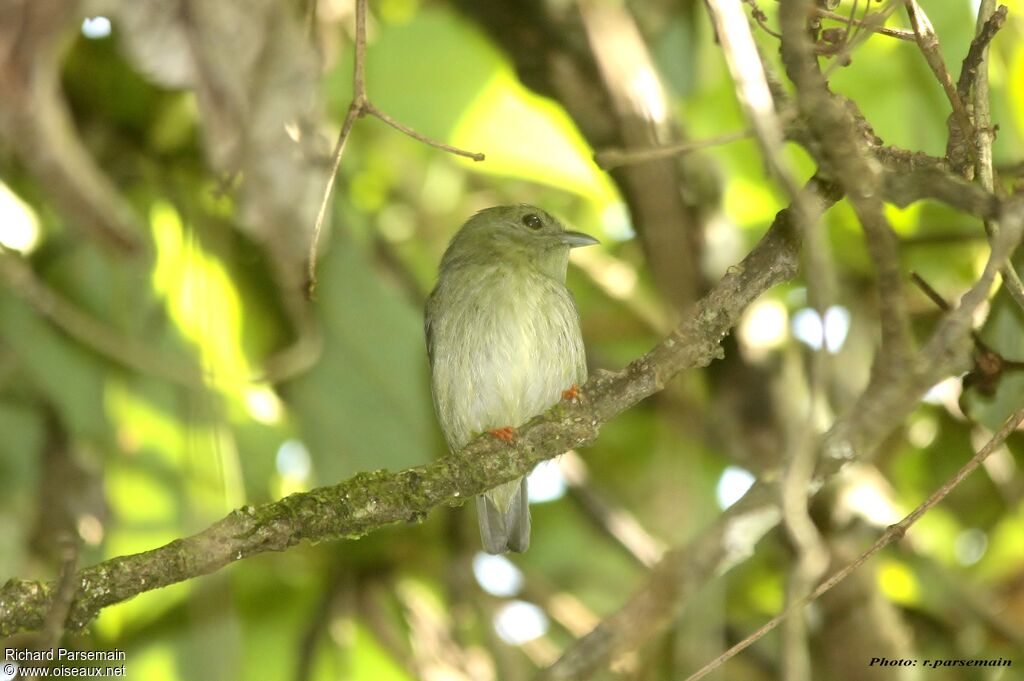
[488,426,516,443]
[562,384,579,401]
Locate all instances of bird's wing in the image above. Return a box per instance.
[424,291,436,369]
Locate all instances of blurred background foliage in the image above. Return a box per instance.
[1,0,1024,679]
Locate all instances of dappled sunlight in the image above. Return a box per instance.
[451,69,619,206]
[877,559,921,606]
[150,202,251,391]
[0,182,41,253]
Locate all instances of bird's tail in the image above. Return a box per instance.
[477,477,530,554]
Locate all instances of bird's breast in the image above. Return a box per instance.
[429,265,587,451]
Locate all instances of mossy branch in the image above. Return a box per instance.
[0,178,830,637]
[2,163,1011,638]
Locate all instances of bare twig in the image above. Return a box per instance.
[779,353,829,681]
[821,1,901,77]
[594,129,751,170]
[967,3,1024,312]
[680,407,1024,681]
[307,101,362,298]
[903,0,977,167]
[741,0,782,39]
[813,7,915,41]
[363,102,485,162]
[910,272,953,312]
[955,4,1009,103]
[306,0,484,297]
[780,0,914,368]
[780,433,829,681]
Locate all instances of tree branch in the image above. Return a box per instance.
[904,0,977,166]
[681,407,1024,681]
[534,178,843,681]
[966,3,1024,313]
[780,0,915,371]
[535,193,1023,681]
[0,176,826,637]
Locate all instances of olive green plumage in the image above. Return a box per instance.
[425,205,598,553]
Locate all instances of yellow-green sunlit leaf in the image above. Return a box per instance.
[150,201,250,392]
[452,69,619,205]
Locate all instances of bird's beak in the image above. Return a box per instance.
[560,230,600,248]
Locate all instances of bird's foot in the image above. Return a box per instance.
[562,384,580,401]
[487,426,516,443]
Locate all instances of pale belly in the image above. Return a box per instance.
[428,267,587,451]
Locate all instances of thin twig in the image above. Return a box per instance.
[363,102,485,161]
[742,0,782,39]
[813,7,914,41]
[305,0,484,297]
[821,0,901,78]
[967,3,1024,312]
[910,271,952,312]
[779,418,828,681]
[681,407,1024,681]
[904,0,977,165]
[594,129,751,169]
[955,4,1009,102]
[307,101,362,298]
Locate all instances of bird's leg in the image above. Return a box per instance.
[561,384,579,401]
[487,427,516,442]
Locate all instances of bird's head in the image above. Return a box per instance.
[440,204,599,280]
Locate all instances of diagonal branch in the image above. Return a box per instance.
[0,176,825,637]
[965,2,1024,313]
[682,406,1024,681]
[535,193,1023,681]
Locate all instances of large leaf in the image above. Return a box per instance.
[282,219,438,482]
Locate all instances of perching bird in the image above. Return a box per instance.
[425,205,598,553]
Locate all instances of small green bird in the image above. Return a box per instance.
[425,204,598,553]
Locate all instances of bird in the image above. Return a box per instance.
[425,204,598,553]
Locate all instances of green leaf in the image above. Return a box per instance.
[283,223,438,482]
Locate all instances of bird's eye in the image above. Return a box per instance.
[522,214,543,230]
